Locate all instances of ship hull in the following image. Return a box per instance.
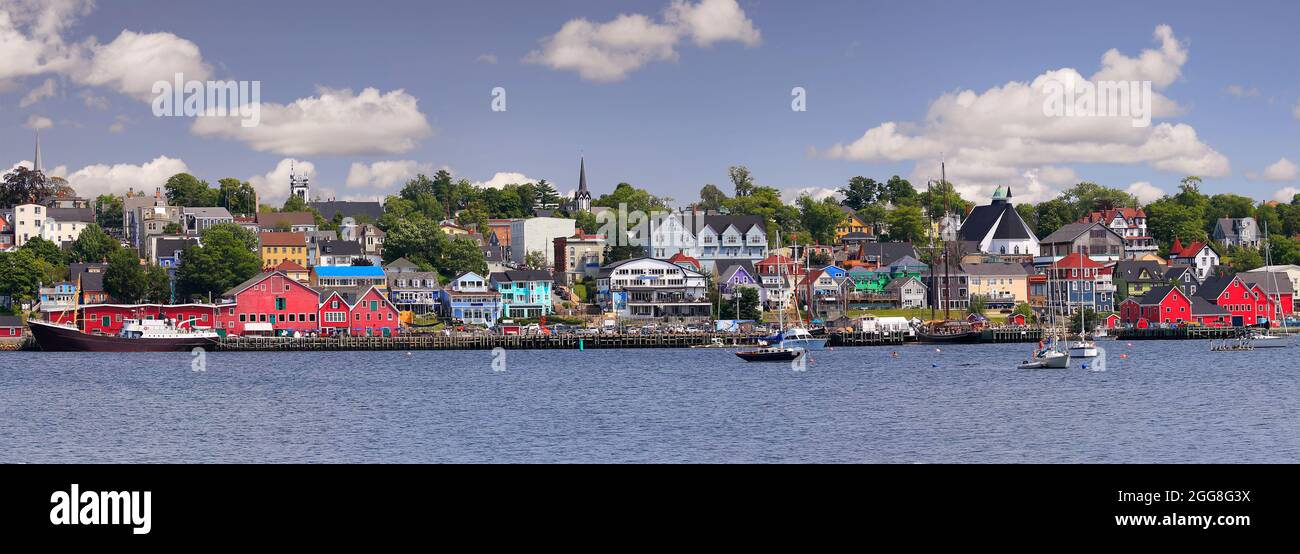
[27,320,217,352]
[915,330,983,344]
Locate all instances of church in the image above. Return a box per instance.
[956,186,1039,257]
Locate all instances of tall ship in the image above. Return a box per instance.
[28,318,219,352]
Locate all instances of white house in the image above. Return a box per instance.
[956,187,1039,257]
[596,257,711,320]
[647,211,768,272]
[11,203,44,247]
[511,217,576,267]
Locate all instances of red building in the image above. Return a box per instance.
[219,271,321,335]
[317,290,352,334]
[0,315,24,337]
[1197,275,1277,327]
[1119,286,1191,326]
[346,286,401,336]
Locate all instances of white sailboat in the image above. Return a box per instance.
[777,233,827,350]
[739,230,810,361]
[1068,251,1098,358]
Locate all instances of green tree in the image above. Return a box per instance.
[697,183,728,211]
[1033,198,1078,239]
[94,194,124,231]
[839,176,883,210]
[718,286,761,321]
[19,236,66,267]
[104,249,147,303]
[144,264,173,303]
[1227,246,1264,272]
[164,173,219,207]
[69,224,119,263]
[729,165,755,197]
[1145,198,1207,246]
[968,295,987,316]
[885,175,918,206]
[1015,203,1039,237]
[0,249,53,309]
[724,186,799,244]
[523,250,548,270]
[856,204,888,236]
[175,223,261,301]
[1012,302,1035,323]
[281,194,309,213]
[918,180,971,218]
[798,195,847,245]
[441,236,488,278]
[534,179,560,207]
[884,205,927,243]
[217,178,257,215]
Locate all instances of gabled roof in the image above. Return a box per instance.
[1040,222,1122,245]
[798,269,826,286]
[871,242,920,266]
[958,196,1032,242]
[318,239,363,257]
[883,276,925,291]
[1196,274,1239,300]
[154,237,200,258]
[384,257,420,271]
[260,231,306,247]
[275,260,308,272]
[888,255,926,269]
[1134,285,1182,306]
[717,261,756,283]
[490,270,554,283]
[1237,272,1296,295]
[1190,296,1228,316]
[257,211,317,228]
[308,201,383,222]
[45,207,94,223]
[1113,260,1166,282]
[667,252,702,270]
[0,315,23,327]
[1049,252,1103,269]
[223,270,317,298]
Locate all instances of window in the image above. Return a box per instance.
[240,314,247,322]
[355,313,360,321]
[101,316,110,327]
[275,298,286,310]
[370,301,378,311]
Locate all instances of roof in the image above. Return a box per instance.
[1171,240,1215,258]
[1164,266,1195,281]
[0,315,23,327]
[1196,275,1237,300]
[798,269,826,286]
[1237,272,1295,295]
[1190,296,1228,315]
[1112,260,1166,282]
[717,260,756,282]
[223,271,306,297]
[257,211,316,228]
[313,265,386,278]
[275,260,308,272]
[309,201,383,222]
[388,272,442,289]
[1213,217,1256,240]
[660,212,766,235]
[1133,285,1180,306]
[958,193,1032,242]
[489,270,554,283]
[1049,252,1103,269]
[960,262,1028,276]
[883,276,925,291]
[1039,222,1122,245]
[154,237,199,257]
[384,257,420,271]
[888,255,926,269]
[318,239,363,257]
[667,252,702,270]
[873,242,920,266]
[597,256,705,279]
[260,231,306,247]
[78,271,104,292]
[45,207,94,223]
[1078,207,1146,225]
[183,207,233,218]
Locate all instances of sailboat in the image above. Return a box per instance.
[771,233,827,350]
[1018,334,1070,369]
[1249,222,1291,347]
[1068,252,1098,358]
[738,231,808,362]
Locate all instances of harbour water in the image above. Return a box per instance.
[2,341,1297,463]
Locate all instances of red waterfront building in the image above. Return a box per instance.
[1119,286,1192,326]
[1197,274,1278,327]
[218,271,321,335]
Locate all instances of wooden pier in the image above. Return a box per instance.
[1115,327,1246,341]
[981,326,1043,343]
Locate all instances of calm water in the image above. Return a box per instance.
[1,341,1298,463]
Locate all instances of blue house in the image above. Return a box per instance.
[489,270,554,319]
[717,261,758,297]
[441,272,502,326]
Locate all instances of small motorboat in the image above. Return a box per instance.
[1068,340,1099,358]
[736,346,804,362]
[765,327,828,350]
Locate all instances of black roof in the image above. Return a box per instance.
[155,237,199,258]
[309,201,383,222]
[1190,296,1228,315]
[1113,260,1166,282]
[489,270,554,283]
[46,207,94,223]
[318,239,363,257]
[1197,275,1235,300]
[868,241,919,266]
[0,315,23,327]
[958,199,1031,242]
[1133,285,1179,306]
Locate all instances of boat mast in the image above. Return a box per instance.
[941,158,951,321]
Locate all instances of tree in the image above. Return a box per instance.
[798,195,847,245]
[0,249,53,310]
[729,166,754,197]
[918,179,971,218]
[94,194,124,231]
[884,205,927,243]
[885,176,917,206]
[175,223,261,301]
[281,194,308,213]
[534,179,560,207]
[523,250,548,270]
[856,204,888,236]
[724,186,799,244]
[697,184,728,212]
[19,236,66,267]
[69,224,119,263]
[839,177,883,210]
[217,178,257,215]
[1012,302,1035,323]
[144,265,172,303]
[440,236,488,278]
[1145,198,1207,246]
[1227,246,1264,272]
[718,286,761,321]
[164,173,218,207]
[1033,198,1077,239]
[968,295,987,316]
[0,166,55,206]
[104,249,147,304]
[1015,203,1039,237]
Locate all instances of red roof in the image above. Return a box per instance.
[798,269,825,286]
[1049,252,1103,269]
[260,231,306,247]
[1078,207,1145,225]
[666,252,701,270]
[275,260,308,272]
[1171,240,1211,258]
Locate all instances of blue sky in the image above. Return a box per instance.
[3,0,1298,206]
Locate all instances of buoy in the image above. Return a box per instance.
[1126,343,1133,347]
[891,351,899,358]
[1119,353,1128,359]
[934,348,942,353]
[1081,363,1089,370]
[931,363,939,368]
[406,352,412,356]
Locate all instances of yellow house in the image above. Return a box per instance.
[260,231,308,269]
[440,222,470,236]
[961,262,1029,308]
[835,206,870,240]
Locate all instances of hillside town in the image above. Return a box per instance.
[2,135,1299,342]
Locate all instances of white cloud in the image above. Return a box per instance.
[80,90,108,109]
[1257,157,1298,182]
[190,86,433,156]
[248,158,316,206]
[0,0,90,82]
[1126,181,1166,204]
[781,187,841,204]
[75,30,212,101]
[107,114,129,133]
[475,53,497,64]
[18,76,55,106]
[815,25,1228,204]
[473,172,538,189]
[24,113,51,129]
[345,160,435,190]
[1226,84,1259,98]
[525,0,759,82]
[57,155,190,197]
[1273,187,1300,203]
[666,0,761,47]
